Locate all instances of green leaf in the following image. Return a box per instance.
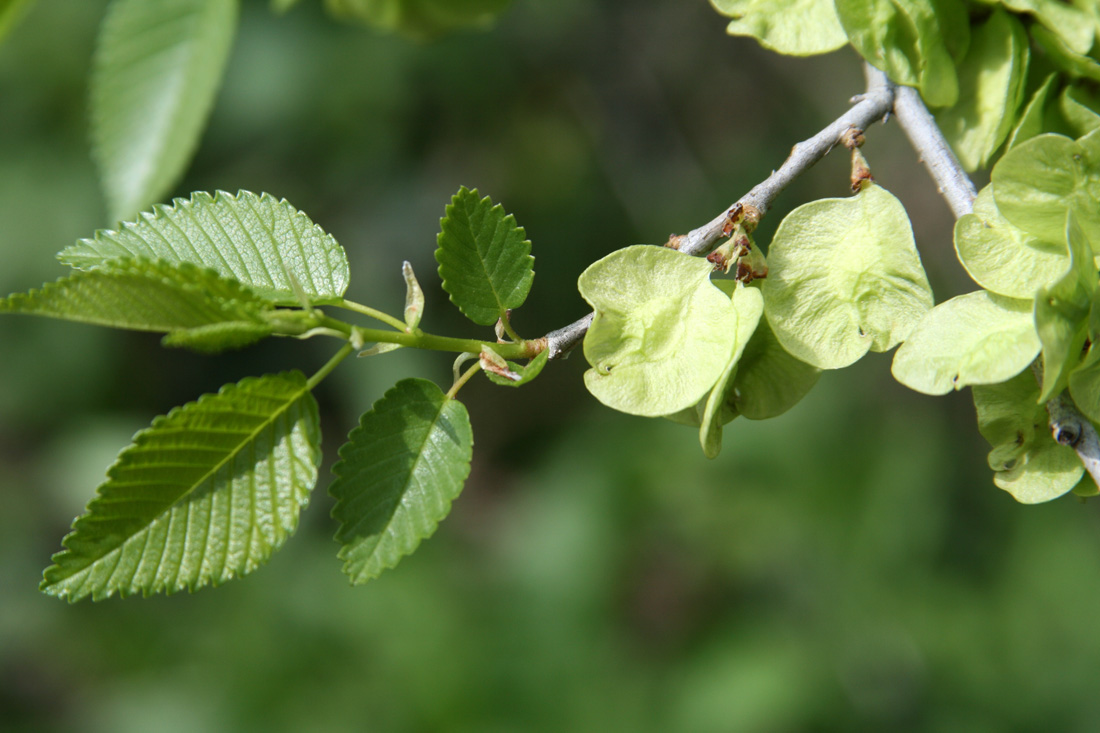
[762,183,933,369]
[436,187,534,327]
[1006,73,1056,150]
[0,0,35,45]
[891,290,1039,395]
[708,0,847,56]
[725,316,821,420]
[1069,330,1100,422]
[936,9,1028,171]
[91,0,239,223]
[954,184,1067,299]
[699,282,764,458]
[991,131,1100,245]
[325,0,510,39]
[1029,24,1100,82]
[974,370,1084,503]
[59,191,350,306]
[41,372,321,601]
[484,348,549,387]
[1001,0,1095,55]
[1060,84,1100,137]
[834,0,963,107]
[579,246,738,418]
[270,0,302,12]
[1034,211,1096,402]
[0,259,275,350]
[330,378,473,585]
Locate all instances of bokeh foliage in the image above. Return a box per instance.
[4,0,1100,730]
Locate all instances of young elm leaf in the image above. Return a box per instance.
[762,183,933,370]
[484,349,549,388]
[579,246,737,418]
[59,191,350,306]
[40,372,321,602]
[436,187,534,327]
[0,259,274,352]
[330,379,473,585]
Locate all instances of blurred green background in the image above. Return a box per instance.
[4,1,1100,731]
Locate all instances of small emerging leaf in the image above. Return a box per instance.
[41,372,321,601]
[579,246,738,417]
[92,0,239,222]
[484,349,549,387]
[708,0,848,56]
[59,191,350,306]
[330,378,473,585]
[891,290,1039,395]
[974,370,1084,503]
[402,261,424,330]
[436,187,534,327]
[762,183,933,370]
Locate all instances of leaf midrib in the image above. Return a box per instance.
[47,378,310,588]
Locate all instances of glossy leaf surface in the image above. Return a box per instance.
[436,187,534,326]
[891,290,1039,395]
[91,0,238,222]
[59,191,350,306]
[330,379,473,585]
[709,0,847,55]
[974,370,1084,504]
[762,184,933,369]
[41,372,321,601]
[580,246,737,417]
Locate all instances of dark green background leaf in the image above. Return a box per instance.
[92,0,239,222]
